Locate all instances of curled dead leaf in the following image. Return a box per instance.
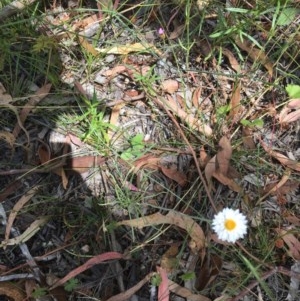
[234,37,273,78]
[242,127,256,150]
[96,42,162,56]
[216,136,232,175]
[161,79,179,94]
[168,279,211,301]
[276,229,300,260]
[260,140,300,172]
[213,171,243,193]
[221,48,241,73]
[160,165,187,186]
[229,82,241,122]
[0,282,25,301]
[117,211,205,253]
[205,155,216,187]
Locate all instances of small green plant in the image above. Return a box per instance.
[133,65,160,97]
[76,93,115,148]
[120,133,145,160]
[151,274,162,286]
[240,118,264,128]
[179,271,196,282]
[31,287,48,298]
[64,278,80,292]
[286,84,300,98]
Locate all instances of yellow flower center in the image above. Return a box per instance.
[224,219,236,231]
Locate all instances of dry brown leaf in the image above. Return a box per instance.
[108,103,124,139]
[96,42,162,56]
[161,95,213,136]
[242,127,256,149]
[229,82,241,121]
[0,282,25,301]
[160,166,187,186]
[50,252,123,289]
[192,86,202,109]
[161,245,180,272]
[117,211,205,253]
[235,37,273,77]
[78,36,98,56]
[260,140,300,171]
[161,79,179,94]
[213,171,243,193]
[38,144,51,163]
[103,65,127,78]
[222,48,241,73]
[0,217,49,248]
[168,279,211,301]
[72,13,98,31]
[216,136,232,175]
[260,171,293,201]
[5,186,39,241]
[133,154,161,172]
[287,99,300,109]
[105,272,155,301]
[157,266,169,301]
[204,155,216,185]
[278,99,300,124]
[169,24,185,39]
[199,146,210,168]
[281,109,300,123]
[195,254,222,291]
[285,215,300,226]
[67,155,106,173]
[276,229,300,260]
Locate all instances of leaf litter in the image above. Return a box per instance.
[0,1,300,301]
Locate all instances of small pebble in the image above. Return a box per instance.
[105,54,116,63]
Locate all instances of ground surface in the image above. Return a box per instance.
[0,0,300,301]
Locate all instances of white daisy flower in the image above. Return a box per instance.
[212,208,248,243]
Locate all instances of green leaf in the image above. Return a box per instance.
[32,287,48,298]
[277,7,298,26]
[120,150,135,160]
[217,104,231,116]
[151,274,162,286]
[130,133,144,146]
[286,84,300,98]
[179,272,196,281]
[240,119,264,128]
[64,278,79,292]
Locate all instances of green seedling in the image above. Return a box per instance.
[64,278,80,292]
[151,274,162,286]
[120,133,145,160]
[76,93,115,147]
[240,119,264,128]
[31,287,48,298]
[179,271,196,281]
[286,84,300,98]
